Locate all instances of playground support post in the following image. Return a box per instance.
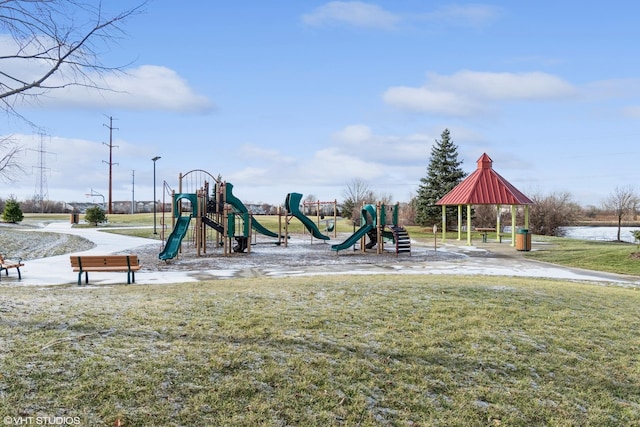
[376,202,383,254]
[152,156,161,234]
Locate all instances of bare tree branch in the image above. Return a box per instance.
[0,135,25,181]
[0,0,146,104]
[0,1,146,181]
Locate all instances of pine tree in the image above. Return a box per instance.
[414,129,466,226]
[85,206,107,226]
[2,197,23,223]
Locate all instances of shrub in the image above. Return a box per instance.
[632,230,640,249]
[2,197,23,223]
[84,206,107,226]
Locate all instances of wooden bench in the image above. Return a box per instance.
[70,255,141,286]
[0,254,24,281]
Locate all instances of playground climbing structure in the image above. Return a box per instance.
[159,170,281,260]
[331,202,411,256]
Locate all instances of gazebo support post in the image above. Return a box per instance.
[496,204,502,243]
[441,205,447,242]
[457,205,462,241]
[467,204,472,246]
[510,205,517,247]
[524,205,530,230]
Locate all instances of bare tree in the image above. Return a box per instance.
[0,0,146,117]
[0,1,145,182]
[529,191,582,236]
[341,178,374,222]
[0,136,24,181]
[603,185,639,241]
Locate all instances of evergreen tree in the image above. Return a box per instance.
[414,129,466,226]
[84,206,107,226]
[2,197,23,223]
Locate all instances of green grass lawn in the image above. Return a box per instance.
[525,236,640,276]
[1,275,639,426]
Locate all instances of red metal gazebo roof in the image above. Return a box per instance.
[436,153,533,205]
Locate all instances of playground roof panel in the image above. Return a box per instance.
[436,153,533,205]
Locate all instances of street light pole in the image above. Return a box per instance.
[152,156,161,234]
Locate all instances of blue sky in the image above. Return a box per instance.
[2,1,639,207]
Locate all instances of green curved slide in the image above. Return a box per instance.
[285,193,330,241]
[331,204,377,251]
[159,214,192,260]
[225,183,279,238]
[331,223,373,251]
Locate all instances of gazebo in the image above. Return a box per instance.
[436,153,534,246]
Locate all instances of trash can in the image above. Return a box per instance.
[516,228,531,251]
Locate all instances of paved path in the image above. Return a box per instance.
[4,222,640,288]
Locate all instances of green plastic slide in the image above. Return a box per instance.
[285,193,330,241]
[158,214,192,260]
[331,204,377,251]
[225,183,279,238]
[331,223,373,251]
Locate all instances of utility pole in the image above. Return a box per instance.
[102,116,118,214]
[131,170,135,214]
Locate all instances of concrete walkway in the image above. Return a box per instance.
[3,222,640,288]
[4,222,193,286]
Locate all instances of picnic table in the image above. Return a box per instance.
[476,228,496,243]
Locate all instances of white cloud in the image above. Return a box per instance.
[430,71,577,100]
[383,86,484,116]
[384,70,577,116]
[302,1,400,30]
[331,124,431,165]
[0,34,212,112]
[332,124,372,143]
[622,105,640,118]
[424,5,502,28]
[239,144,296,164]
[5,133,159,203]
[38,65,213,112]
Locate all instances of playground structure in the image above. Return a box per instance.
[158,169,410,261]
[302,198,338,239]
[282,192,332,245]
[331,202,411,256]
[159,170,282,260]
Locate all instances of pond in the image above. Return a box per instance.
[561,226,639,243]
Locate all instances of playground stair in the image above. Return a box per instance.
[390,225,411,256]
[202,216,224,234]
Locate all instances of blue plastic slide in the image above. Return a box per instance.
[285,193,330,241]
[158,214,192,260]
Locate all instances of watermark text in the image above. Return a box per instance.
[3,416,81,426]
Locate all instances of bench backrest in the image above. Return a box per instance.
[70,255,139,268]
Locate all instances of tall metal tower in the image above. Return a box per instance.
[102,116,118,214]
[30,133,55,213]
